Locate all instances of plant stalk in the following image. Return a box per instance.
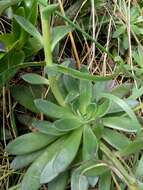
[40,5,65,107]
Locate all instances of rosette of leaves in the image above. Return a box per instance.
[5,2,143,190]
[6,62,143,190]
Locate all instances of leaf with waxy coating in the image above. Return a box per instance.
[34,99,74,119]
[54,118,82,132]
[103,116,138,132]
[99,171,111,190]
[6,132,56,155]
[21,137,66,190]
[11,85,43,113]
[78,67,92,114]
[11,149,45,170]
[48,172,69,190]
[14,15,43,44]
[82,126,98,160]
[46,64,113,82]
[71,167,89,190]
[32,120,65,136]
[100,93,141,131]
[117,140,143,156]
[102,128,131,150]
[22,74,49,85]
[40,128,82,183]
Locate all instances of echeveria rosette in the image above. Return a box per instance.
[6,65,141,190]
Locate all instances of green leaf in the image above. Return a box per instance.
[71,168,89,190]
[11,149,45,170]
[111,83,133,98]
[128,86,143,100]
[95,99,111,117]
[46,64,113,82]
[0,0,22,15]
[100,93,141,131]
[103,116,138,132]
[34,99,74,119]
[42,4,59,19]
[6,132,56,155]
[21,137,65,190]
[62,61,79,92]
[0,50,25,86]
[22,73,49,85]
[102,128,131,150]
[48,172,69,190]
[118,140,143,156]
[51,25,73,51]
[32,120,65,136]
[24,0,38,24]
[38,0,47,6]
[83,163,109,177]
[113,25,126,38]
[40,128,82,183]
[82,126,98,160]
[54,118,82,132]
[14,15,43,44]
[65,90,79,103]
[78,68,92,114]
[99,171,111,190]
[93,81,110,101]
[11,85,43,113]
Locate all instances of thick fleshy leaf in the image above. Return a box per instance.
[46,64,113,82]
[85,103,97,119]
[100,93,141,131]
[14,15,43,44]
[95,99,111,117]
[34,99,74,118]
[71,167,89,190]
[83,163,109,177]
[22,74,49,85]
[54,118,82,132]
[103,116,138,132]
[11,149,45,170]
[65,90,79,103]
[0,50,25,86]
[99,171,111,190]
[111,83,133,98]
[82,126,98,160]
[11,85,43,113]
[102,128,131,150]
[78,67,92,114]
[108,99,139,114]
[32,120,65,136]
[52,25,73,51]
[0,0,21,15]
[21,137,65,190]
[118,140,143,156]
[40,128,82,183]
[62,62,79,92]
[6,132,56,155]
[71,161,108,190]
[42,4,58,19]
[87,176,98,188]
[93,81,110,101]
[48,172,69,190]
